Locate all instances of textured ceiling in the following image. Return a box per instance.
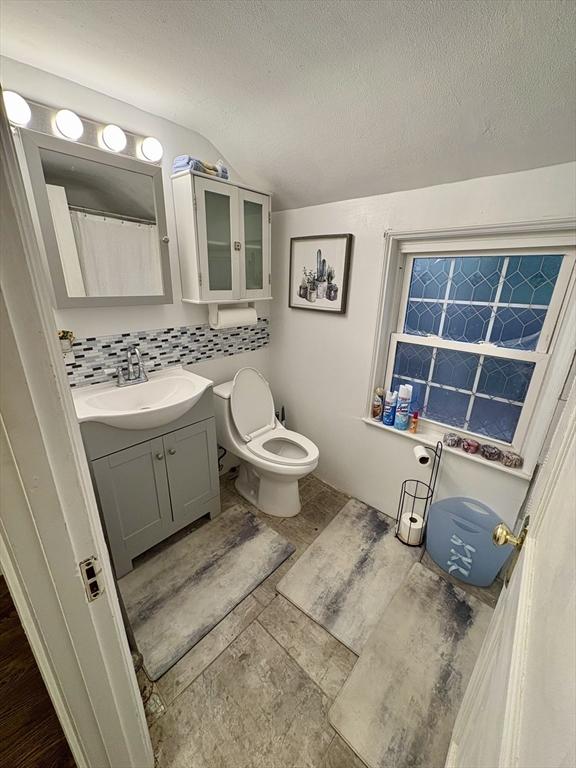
[1,0,575,210]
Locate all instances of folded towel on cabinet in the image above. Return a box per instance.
[172,155,229,179]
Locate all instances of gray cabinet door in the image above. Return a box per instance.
[92,437,172,577]
[163,419,219,525]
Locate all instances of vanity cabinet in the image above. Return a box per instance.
[172,171,271,303]
[82,391,220,578]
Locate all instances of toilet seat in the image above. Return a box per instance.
[229,367,318,467]
[247,428,319,466]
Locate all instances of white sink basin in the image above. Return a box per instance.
[72,366,213,430]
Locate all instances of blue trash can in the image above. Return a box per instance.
[425,497,513,587]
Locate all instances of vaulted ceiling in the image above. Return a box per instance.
[1,0,575,210]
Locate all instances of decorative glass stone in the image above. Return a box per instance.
[500,450,524,468]
[480,444,502,461]
[443,432,462,447]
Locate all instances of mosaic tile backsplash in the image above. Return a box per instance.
[65,318,269,388]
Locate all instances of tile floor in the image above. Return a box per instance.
[145,471,501,768]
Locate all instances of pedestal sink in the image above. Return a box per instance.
[72,366,213,430]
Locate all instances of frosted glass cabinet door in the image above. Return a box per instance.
[239,188,270,299]
[195,177,240,301]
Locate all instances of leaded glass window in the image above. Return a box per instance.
[391,342,535,443]
[404,254,562,350]
[385,251,568,446]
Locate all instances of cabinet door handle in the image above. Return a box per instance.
[168,448,176,455]
[155,452,164,460]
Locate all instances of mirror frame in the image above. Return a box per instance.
[19,128,173,308]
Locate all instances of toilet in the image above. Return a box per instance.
[213,367,319,517]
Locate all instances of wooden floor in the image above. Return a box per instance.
[0,576,75,768]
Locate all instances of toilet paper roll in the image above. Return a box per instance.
[413,445,432,466]
[397,512,425,546]
[209,306,257,330]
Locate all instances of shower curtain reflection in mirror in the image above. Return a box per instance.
[47,184,163,297]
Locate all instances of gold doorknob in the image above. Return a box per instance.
[492,522,526,550]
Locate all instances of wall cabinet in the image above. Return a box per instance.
[172,171,271,303]
[83,393,220,578]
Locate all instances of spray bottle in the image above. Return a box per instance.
[382,390,398,426]
[393,384,413,431]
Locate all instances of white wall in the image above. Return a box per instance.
[270,163,576,526]
[1,57,271,383]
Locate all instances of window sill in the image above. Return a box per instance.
[361,417,533,480]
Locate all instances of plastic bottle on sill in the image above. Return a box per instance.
[409,410,419,434]
[372,388,385,420]
[382,390,397,426]
[393,384,413,431]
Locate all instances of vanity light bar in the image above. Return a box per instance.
[3,93,163,163]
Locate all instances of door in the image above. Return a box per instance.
[164,419,219,525]
[239,188,270,300]
[447,380,576,768]
[92,437,172,577]
[195,176,240,301]
[1,105,153,766]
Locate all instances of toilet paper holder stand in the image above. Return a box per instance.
[394,441,443,547]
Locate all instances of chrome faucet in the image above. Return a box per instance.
[126,345,148,384]
[105,345,148,387]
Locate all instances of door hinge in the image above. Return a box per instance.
[79,556,104,602]
[199,273,203,286]
[268,211,271,224]
[193,195,197,210]
[268,273,271,284]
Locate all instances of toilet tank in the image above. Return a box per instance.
[212,380,234,446]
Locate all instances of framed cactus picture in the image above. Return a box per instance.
[289,234,353,314]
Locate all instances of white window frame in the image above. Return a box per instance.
[367,221,576,476]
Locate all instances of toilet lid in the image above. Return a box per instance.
[230,368,275,442]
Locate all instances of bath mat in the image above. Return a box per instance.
[277,499,420,654]
[329,562,492,768]
[119,505,295,680]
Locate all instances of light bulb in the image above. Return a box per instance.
[54,109,84,140]
[3,91,31,126]
[102,124,127,152]
[140,136,163,162]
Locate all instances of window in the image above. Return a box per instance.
[377,227,575,455]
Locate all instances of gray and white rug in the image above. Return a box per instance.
[119,505,295,680]
[329,562,493,768]
[277,499,421,654]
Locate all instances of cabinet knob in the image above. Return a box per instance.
[162,235,170,243]
[155,452,164,460]
[168,448,176,455]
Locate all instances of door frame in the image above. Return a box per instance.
[0,103,153,766]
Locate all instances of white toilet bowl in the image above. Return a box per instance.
[213,368,319,517]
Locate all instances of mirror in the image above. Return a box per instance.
[19,130,172,307]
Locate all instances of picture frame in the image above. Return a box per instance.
[288,233,353,313]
